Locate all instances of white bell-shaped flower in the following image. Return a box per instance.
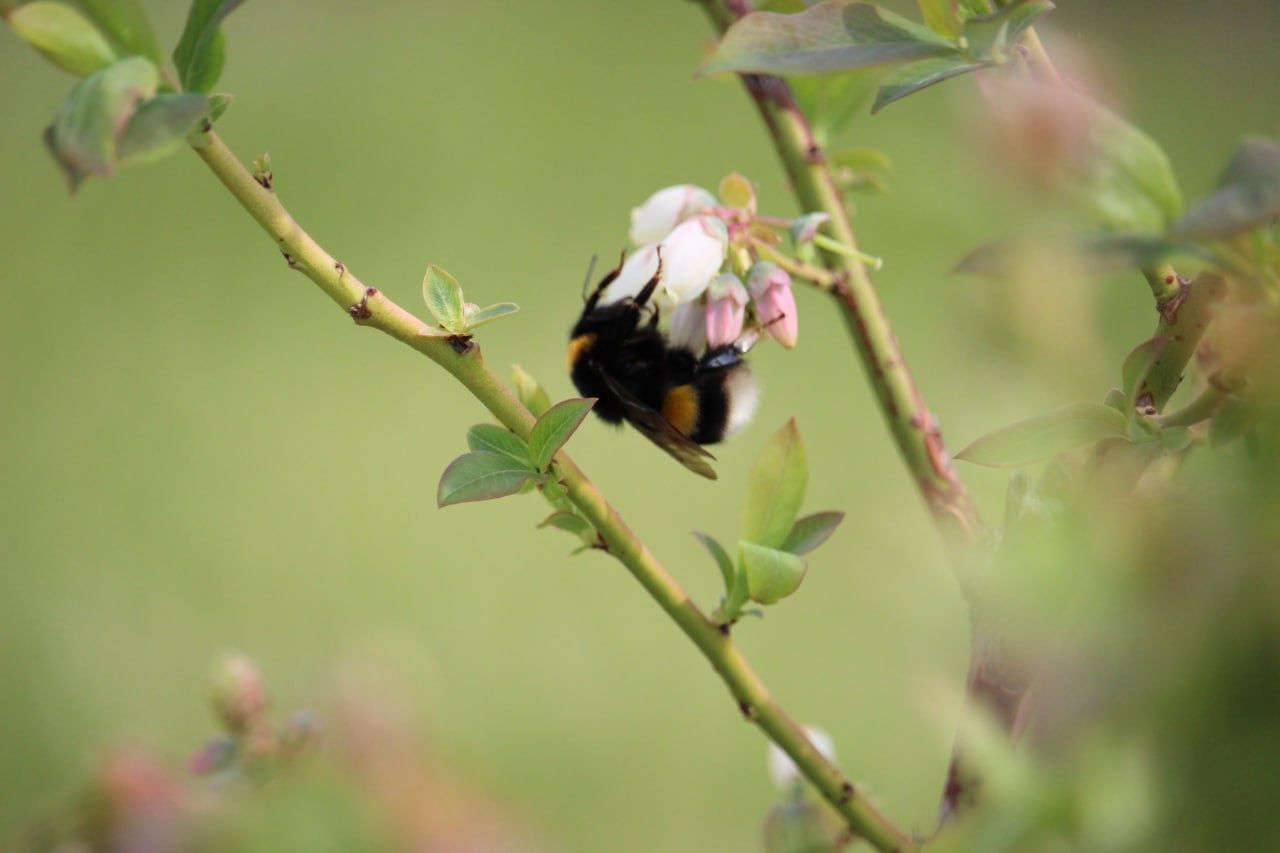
[629,184,718,245]
[600,216,728,309]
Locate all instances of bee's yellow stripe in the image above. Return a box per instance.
[662,384,699,437]
[566,333,597,371]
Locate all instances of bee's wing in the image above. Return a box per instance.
[596,369,718,480]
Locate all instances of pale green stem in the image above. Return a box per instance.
[189,132,916,853]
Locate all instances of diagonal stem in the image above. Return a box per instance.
[189,131,916,852]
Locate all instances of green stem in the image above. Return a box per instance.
[699,0,985,551]
[1156,381,1229,428]
[190,132,916,853]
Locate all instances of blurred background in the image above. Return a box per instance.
[2,1,1278,849]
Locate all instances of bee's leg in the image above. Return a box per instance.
[633,247,664,308]
[584,250,628,313]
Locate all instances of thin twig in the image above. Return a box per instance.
[188,131,917,853]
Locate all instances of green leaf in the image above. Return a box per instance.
[1159,425,1193,453]
[1172,136,1280,239]
[956,402,1129,468]
[538,511,596,547]
[511,364,552,417]
[701,1,959,77]
[421,265,466,332]
[872,55,987,113]
[7,1,117,76]
[528,398,595,470]
[1066,95,1183,232]
[917,0,964,40]
[116,93,209,167]
[743,419,808,549]
[437,451,537,507]
[1103,388,1128,414]
[1121,336,1172,405]
[694,531,736,592]
[963,0,1055,60]
[788,69,878,141]
[740,541,809,605]
[464,302,519,330]
[779,511,845,555]
[466,423,532,466]
[44,55,158,190]
[74,0,162,65]
[1209,396,1261,448]
[172,0,245,93]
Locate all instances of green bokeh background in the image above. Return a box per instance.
[2,1,1277,849]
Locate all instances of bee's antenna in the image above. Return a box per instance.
[580,254,599,303]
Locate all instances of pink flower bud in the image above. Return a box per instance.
[629,184,717,245]
[747,262,799,348]
[210,654,268,735]
[704,273,748,349]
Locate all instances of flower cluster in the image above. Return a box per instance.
[598,175,876,351]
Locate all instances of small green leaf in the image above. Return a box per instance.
[719,171,756,210]
[422,265,467,332]
[740,541,809,605]
[917,0,964,40]
[511,364,552,417]
[872,55,988,113]
[779,511,845,555]
[538,511,596,547]
[1172,136,1280,239]
[701,1,959,77]
[172,0,245,93]
[437,451,538,507]
[1103,388,1128,414]
[7,1,117,76]
[44,55,158,190]
[117,93,209,167]
[830,146,891,193]
[75,0,163,65]
[694,531,736,592]
[957,402,1129,468]
[1121,336,1172,405]
[963,0,1055,60]
[466,423,532,466]
[464,302,519,330]
[743,419,808,549]
[1209,396,1262,448]
[528,398,595,470]
[789,69,879,142]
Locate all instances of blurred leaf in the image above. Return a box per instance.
[528,397,595,471]
[763,798,839,853]
[779,511,844,555]
[421,265,466,332]
[464,302,519,330]
[44,55,158,190]
[701,1,958,77]
[1159,425,1193,452]
[1209,395,1261,447]
[872,55,987,113]
[172,0,245,92]
[957,403,1128,468]
[964,0,1055,60]
[538,511,596,547]
[74,0,162,65]
[511,364,552,417]
[830,145,891,193]
[1172,136,1280,239]
[789,69,878,140]
[743,419,808,549]
[1067,96,1183,232]
[7,1,117,76]
[694,530,736,592]
[719,171,756,210]
[117,92,208,166]
[953,232,1207,278]
[917,0,964,40]
[1121,336,1171,405]
[437,451,537,507]
[740,540,808,604]
[466,423,531,465]
[1104,388,1128,414]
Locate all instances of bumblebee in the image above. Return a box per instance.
[567,252,758,479]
